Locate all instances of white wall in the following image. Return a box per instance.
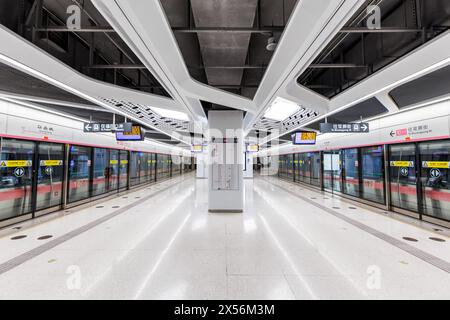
[258,100,450,156]
[0,99,192,157]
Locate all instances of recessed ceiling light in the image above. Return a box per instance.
[150,107,189,121]
[264,97,300,122]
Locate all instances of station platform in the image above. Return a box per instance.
[0,175,448,300]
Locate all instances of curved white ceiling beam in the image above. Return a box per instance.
[0,25,182,112]
[279,82,330,115]
[260,31,450,145]
[328,30,450,112]
[92,0,256,115]
[0,25,192,146]
[0,90,106,112]
[244,0,366,132]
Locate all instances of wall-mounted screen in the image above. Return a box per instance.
[292,131,317,145]
[115,125,144,141]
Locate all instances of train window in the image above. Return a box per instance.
[343,148,359,197]
[419,140,450,222]
[36,143,64,211]
[361,146,385,204]
[389,144,418,212]
[92,148,109,196]
[68,145,92,203]
[0,138,35,220]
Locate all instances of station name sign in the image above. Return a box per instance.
[320,122,369,133]
[83,122,132,133]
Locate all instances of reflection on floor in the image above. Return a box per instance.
[0,175,449,299]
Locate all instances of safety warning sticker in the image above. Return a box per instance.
[422,161,450,169]
[39,160,63,166]
[390,161,414,167]
[0,160,32,167]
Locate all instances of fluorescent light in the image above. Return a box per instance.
[264,97,300,121]
[150,106,189,121]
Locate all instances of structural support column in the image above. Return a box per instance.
[208,111,244,213]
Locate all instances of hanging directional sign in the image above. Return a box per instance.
[13,167,25,178]
[83,122,132,133]
[320,122,369,133]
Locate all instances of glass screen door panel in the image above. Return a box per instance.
[331,152,342,193]
[119,150,128,189]
[323,152,334,191]
[311,152,321,187]
[0,138,34,220]
[68,145,91,203]
[343,148,359,197]
[36,143,64,211]
[361,146,385,204]
[419,141,450,222]
[93,148,109,196]
[389,144,418,212]
[109,150,119,191]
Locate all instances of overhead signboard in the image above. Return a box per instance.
[115,125,145,141]
[292,131,317,145]
[320,122,369,133]
[191,144,203,153]
[246,144,259,153]
[83,122,132,133]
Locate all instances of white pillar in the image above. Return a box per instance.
[208,111,244,213]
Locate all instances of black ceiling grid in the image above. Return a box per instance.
[0,0,171,98]
[160,0,299,106]
[297,0,450,99]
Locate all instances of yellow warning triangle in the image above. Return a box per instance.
[0,161,6,167]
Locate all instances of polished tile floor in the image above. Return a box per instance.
[0,175,449,299]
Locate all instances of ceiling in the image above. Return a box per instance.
[160,0,298,104]
[0,0,170,97]
[297,0,450,99]
[0,0,449,150]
